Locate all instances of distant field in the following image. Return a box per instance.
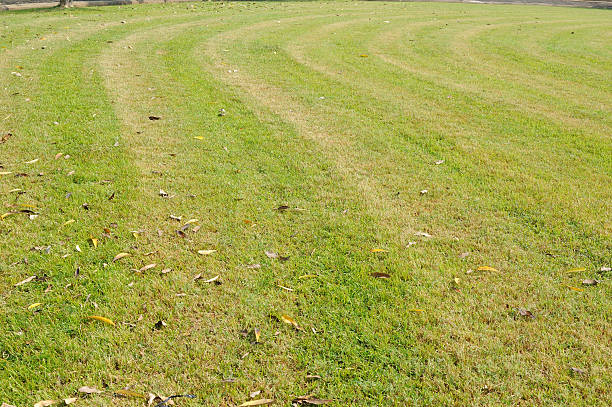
[1,1,610,406]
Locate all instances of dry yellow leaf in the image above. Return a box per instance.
[193,136,204,140]
[87,315,116,326]
[25,158,39,164]
[299,274,318,279]
[566,267,585,273]
[112,252,130,262]
[407,308,424,312]
[1,213,14,220]
[281,314,302,330]
[28,302,42,310]
[197,249,217,255]
[564,284,584,292]
[0,171,12,175]
[239,399,274,406]
[89,237,98,248]
[185,218,199,224]
[62,219,75,227]
[477,266,498,272]
[371,249,388,253]
[254,328,261,343]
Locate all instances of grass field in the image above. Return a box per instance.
[1,1,611,406]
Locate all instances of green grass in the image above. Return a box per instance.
[0,1,610,406]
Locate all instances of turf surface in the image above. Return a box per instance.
[0,1,611,406]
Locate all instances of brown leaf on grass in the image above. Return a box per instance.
[518,308,535,319]
[281,314,302,331]
[0,132,12,143]
[2,403,17,407]
[276,205,290,211]
[63,398,77,405]
[265,251,278,259]
[292,395,333,405]
[582,279,599,286]
[306,375,321,381]
[34,401,56,407]
[246,264,261,269]
[139,263,156,272]
[78,386,102,394]
[570,367,586,375]
[370,272,391,279]
[14,275,36,286]
[148,116,161,121]
[161,268,171,274]
[87,316,115,326]
[239,399,274,406]
[108,192,115,201]
[113,252,130,262]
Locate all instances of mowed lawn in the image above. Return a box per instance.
[1,1,611,405]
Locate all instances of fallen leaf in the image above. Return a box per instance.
[265,251,278,259]
[359,54,368,57]
[139,263,156,272]
[63,398,77,405]
[415,231,432,238]
[435,160,445,165]
[370,272,391,279]
[148,116,161,120]
[566,267,586,273]
[281,314,302,330]
[306,375,321,381]
[54,152,63,159]
[459,252,470,258]
[277,284,294,291]
[571,367,586,375]
[0,171,13,175]
[62,219,75,227]
[477,266,498,272]
[601,266,611,272]
[112,252,130,262]
[89,237,98,248]
[2,403,16,407]
[564,284,584,292]
[246,264,261,269]
[78,386,102,394]
[25,158,39,164]
[0,132,12,143]
[239,399,273,406]
[254,328,261,343]
[87,315,115,326]
[292,395,333,405]
[194,136,204,140]
[518,308,535,319]
[250,390,262,398]
[276,205,290,211]
[407,308,424,312]
[197,249,217,255]
[28,302,42,310]
[15,275,36,286]
[299,274,318,279]
[161,268,171,274]
[582,279,599,286]
[34,401,56,407]
[370,248,388,253]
